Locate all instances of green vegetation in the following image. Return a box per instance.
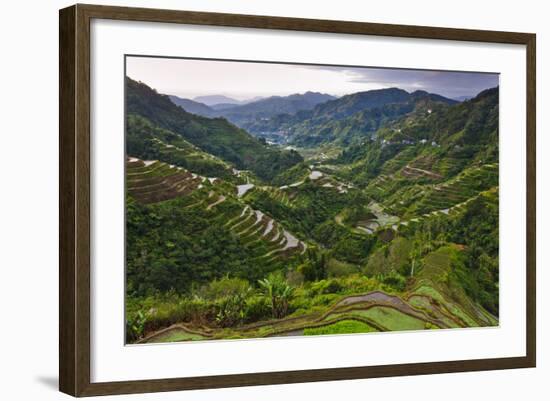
[126,114,236,181]
[215,91,335,127]
[151,329,209,343]
[125,78,499,344]
[258,272,295,319]
[244,88,456,146]
[331,307,427,331]
[127,78,303,181]
[304,320,377,335]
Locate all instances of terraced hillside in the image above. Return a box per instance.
[126,158,204,204]
[365,162,498,218]
[126,157,306,291]
[401,163,497,216]
[127,114,246,183]
[139,276,497,343]
[125,74,499,345]
[239,173,359,240]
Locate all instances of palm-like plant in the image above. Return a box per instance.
[258,273,294,319]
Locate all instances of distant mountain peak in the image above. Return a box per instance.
[193,95,242,106]
[471,86,499,101]
[453,95,474,102]
[210,92,337,127]
[362,87,408,94]
[410,90,457,104]
[411,89,429,96]
[169,95,215,117]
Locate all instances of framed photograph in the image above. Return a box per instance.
[59,4,536,397]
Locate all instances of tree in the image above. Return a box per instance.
[298,248,328,282]
[258,273,295,319]
[409,237,422,277]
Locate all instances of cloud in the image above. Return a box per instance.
[303,65,499,98]
[126,56,499,100]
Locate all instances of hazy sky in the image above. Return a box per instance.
[126,56,499,101]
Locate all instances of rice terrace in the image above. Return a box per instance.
[125,57,499,344]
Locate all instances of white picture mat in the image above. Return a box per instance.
[90,19,526,383]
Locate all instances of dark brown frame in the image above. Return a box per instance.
[59,3,536,397]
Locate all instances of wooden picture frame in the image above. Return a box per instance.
[59,3,536,397]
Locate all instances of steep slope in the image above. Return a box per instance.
[168,95,216,117]
[380,87,498,147]
[126,157,307,296]
[126,114,237,181]
[319,87,500,315]
[333,87,498,186]
[126,77,302,180]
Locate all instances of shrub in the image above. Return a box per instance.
[326,259,358,277]
[298,249,328,282]
[311,293,339,306]
[286,269,305,286]
[243,296,272,323]
[381,273,407,292]
[308,279,343,296]
[200,276,251,300]
[289,294,312,312]
[214,293,249,327]
[258,272,295,319]
[126,310,147,342]
[140,297,215,332]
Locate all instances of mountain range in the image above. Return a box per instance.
[193,95,263,105]
[127,78,302,180]
[242,88,457,146]
[168,91,336,128]
[453,95,474,102]
[193,94,247,106]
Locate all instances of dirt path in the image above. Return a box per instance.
[404,165,443,179]
[206,195,226,210]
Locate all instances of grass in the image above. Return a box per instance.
[407,294,461,328]
[151,328,208,343]
[413,284,478,327]
[331,306,428,331]
[420,246,456,283]
[365,236,411,276]
[327,258,360,277]
[304,319,377,335]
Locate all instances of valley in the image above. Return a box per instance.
[124,76,499,344]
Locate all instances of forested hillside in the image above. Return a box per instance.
[168,95,217,117]
[126,78,302,180]
[168,91,335,128]
[242,87,457,146]
[216,91,335,127]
